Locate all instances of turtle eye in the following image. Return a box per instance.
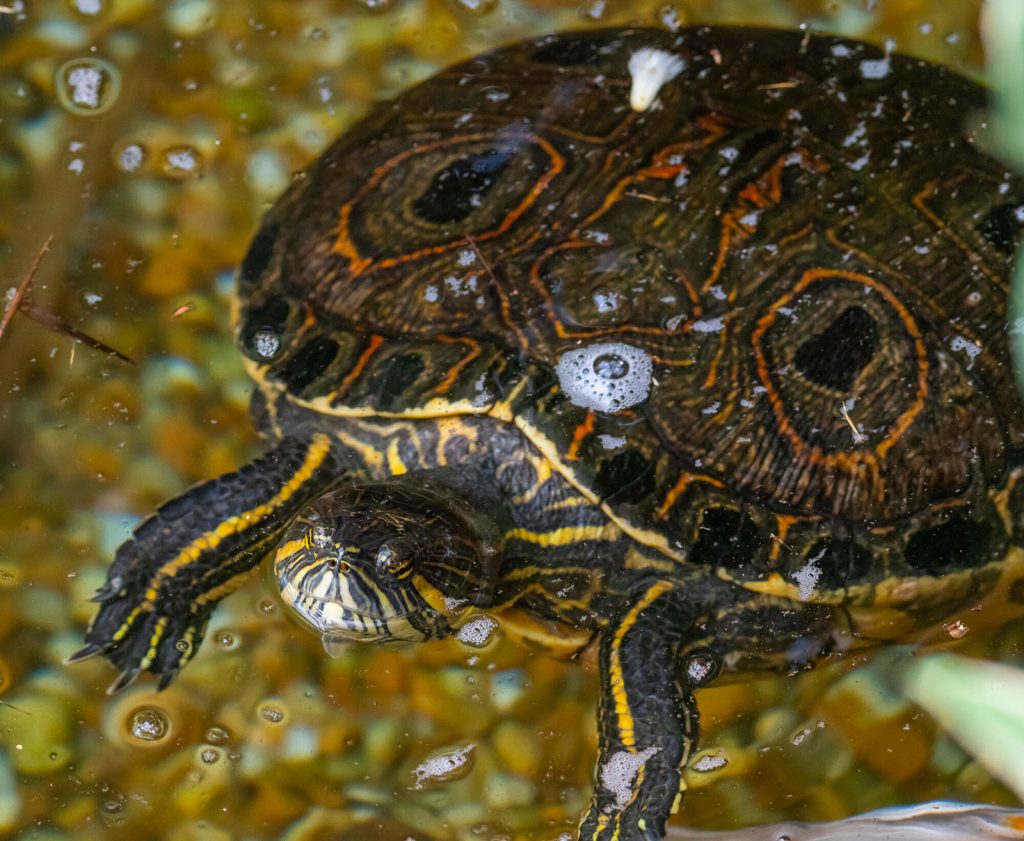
[375,544,399,574]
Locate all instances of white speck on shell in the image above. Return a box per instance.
[628,47,685,112]
[793,546,826,600]
[859,57,891,79]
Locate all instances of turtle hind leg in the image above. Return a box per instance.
[579,578,723,841]
[69,432,337,692]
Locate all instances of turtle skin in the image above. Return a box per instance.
[73,26,1024,841]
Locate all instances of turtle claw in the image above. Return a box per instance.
[64,643,104,664]
[157,669,178,691]
[89,575,124,604]
[106,667,141,695]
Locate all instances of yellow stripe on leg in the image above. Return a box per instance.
[608,580,674,750]
[148,433,333,591]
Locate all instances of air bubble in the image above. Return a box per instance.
[555,342,653,413]
[450,0,497,14]
[113,141,146,173]
[55,57,121,116]
[160,144,203,179]
[593,353,629,380]
[592,288,620,314]
[685,652,718,686]
[128,707,169,742]
[353,0,397,11]
[217,631,236,649]
[259,703,286,724]
[578,0,607,20]
[174,639,191,654]
[322,634,347,658]
[66,0,107,16]
[658,3,685,30]
[252,329,281,359]
[206,726,230,743]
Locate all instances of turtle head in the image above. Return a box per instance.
[273,482,501,648]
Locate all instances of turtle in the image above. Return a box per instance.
[70,24,1024,841]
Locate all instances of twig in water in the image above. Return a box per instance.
[0,235,52,341]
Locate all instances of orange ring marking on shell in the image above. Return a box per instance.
[699,149,826,295]
[332,132,565,277]
[912,178,1006,293]
[655,472,726,520]
[580,115,728,230]
[526,241,698,342]
[434,335,483,394]
[566,411,597,461]
[749,268,929,472]
[330,334,385,403]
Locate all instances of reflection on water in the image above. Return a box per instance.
[1,1,1021,839]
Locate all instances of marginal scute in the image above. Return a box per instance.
[903,508,999,575]
[795,538,874,593]
[690,507,767,573]
[240,221,278,285]
[276,336,339,393]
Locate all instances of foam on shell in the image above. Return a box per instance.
[555,342,654,413]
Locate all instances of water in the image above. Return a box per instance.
[0,1,1020,839]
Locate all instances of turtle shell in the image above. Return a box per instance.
[237,26,1024,576]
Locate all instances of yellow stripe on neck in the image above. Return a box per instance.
[504,524,620,547]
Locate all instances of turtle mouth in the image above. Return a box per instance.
[277,571,426,642]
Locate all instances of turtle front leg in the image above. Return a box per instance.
[579,579,706,841]
[67,432,338,693]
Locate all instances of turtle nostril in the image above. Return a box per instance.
[326,558,339,571]
[339,561,351,573]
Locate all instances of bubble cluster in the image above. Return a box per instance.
[599,746,659,809]
[412,744,476,789]
[252,329,281,359]
[259,703,286,724]
[457,615,498,648]
[555,342,653,413]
